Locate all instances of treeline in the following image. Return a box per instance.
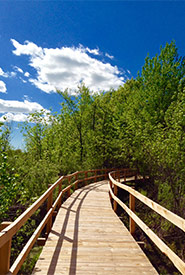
[0,41,184,273]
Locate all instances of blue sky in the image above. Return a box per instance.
[0,1,185,149]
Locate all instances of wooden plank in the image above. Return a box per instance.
[33,181,157,274]
[0,222,12,275]
[129,188,135,235]
[109,174,185,232]
[46,188,53,235]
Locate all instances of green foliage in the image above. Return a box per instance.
[0,125,21,221]
[108,42,185,216]
[19,246,42,275]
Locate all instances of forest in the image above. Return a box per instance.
[0,41,184,274]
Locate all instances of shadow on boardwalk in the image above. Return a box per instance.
[33,181,157,275]
[46,182,106,275]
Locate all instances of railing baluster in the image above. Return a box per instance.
[109,178,113,204]
[67,187,71,197]
[58,180,62,208]
[75,173,78,190]
[46,185,53,236]
[113,184,118,212]
[0,222,12,275]
[129,187,135,236]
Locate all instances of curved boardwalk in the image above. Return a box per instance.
[33,181,158,275]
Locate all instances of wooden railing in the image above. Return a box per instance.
[109,170,185,275]
[1,168,184,275]
[0,168,113,275]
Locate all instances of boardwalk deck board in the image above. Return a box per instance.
[33,181,158,274]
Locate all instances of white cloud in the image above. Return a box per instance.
[0,99,45,113]
[127,69,131,75]
[20,77,27,83]
[11,39,43,57]
[24,72,30,77]
[85,47,100,56]
[10,72,17,78]
[0,80,7,93]
[11,39,125,94]
[0,67,17,78]
[0,67,8,78]
[14,66,24,74]
[0,113,28,122]
[23,95,32,101]
[0,98,49,122]
[105,53,114,60]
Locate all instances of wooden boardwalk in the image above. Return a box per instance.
[33,181,158,275]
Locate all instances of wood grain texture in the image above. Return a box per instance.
[33,181,158,275]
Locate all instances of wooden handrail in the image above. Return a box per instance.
[109,173,185,232]
[0,168,111,275]
[0,175,64,249]
[109,171,185,275]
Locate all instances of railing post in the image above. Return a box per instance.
[75,181,78,190]
[109,179,113,203]
[46,185,53,236]
[129,187,135,236]
[0,222,12,275]
[58,180,62,208]
[75,173,78,190]
[113,184,118,213]
[67,187,71,198]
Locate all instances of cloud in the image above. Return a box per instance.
[20,77,27,83]
[85,47,100,56]
[0,99,45,113]
[0,112,28,122]
[105,53,114,60]
[0,98,48,122]
[24,72,30,77]
[10,72,17,77]
[11,39,43,57]
[0,67,8,78]
[11,39,125,94]
[0,67,17,78]
[0,80,7,93]
[14,66,24,74]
